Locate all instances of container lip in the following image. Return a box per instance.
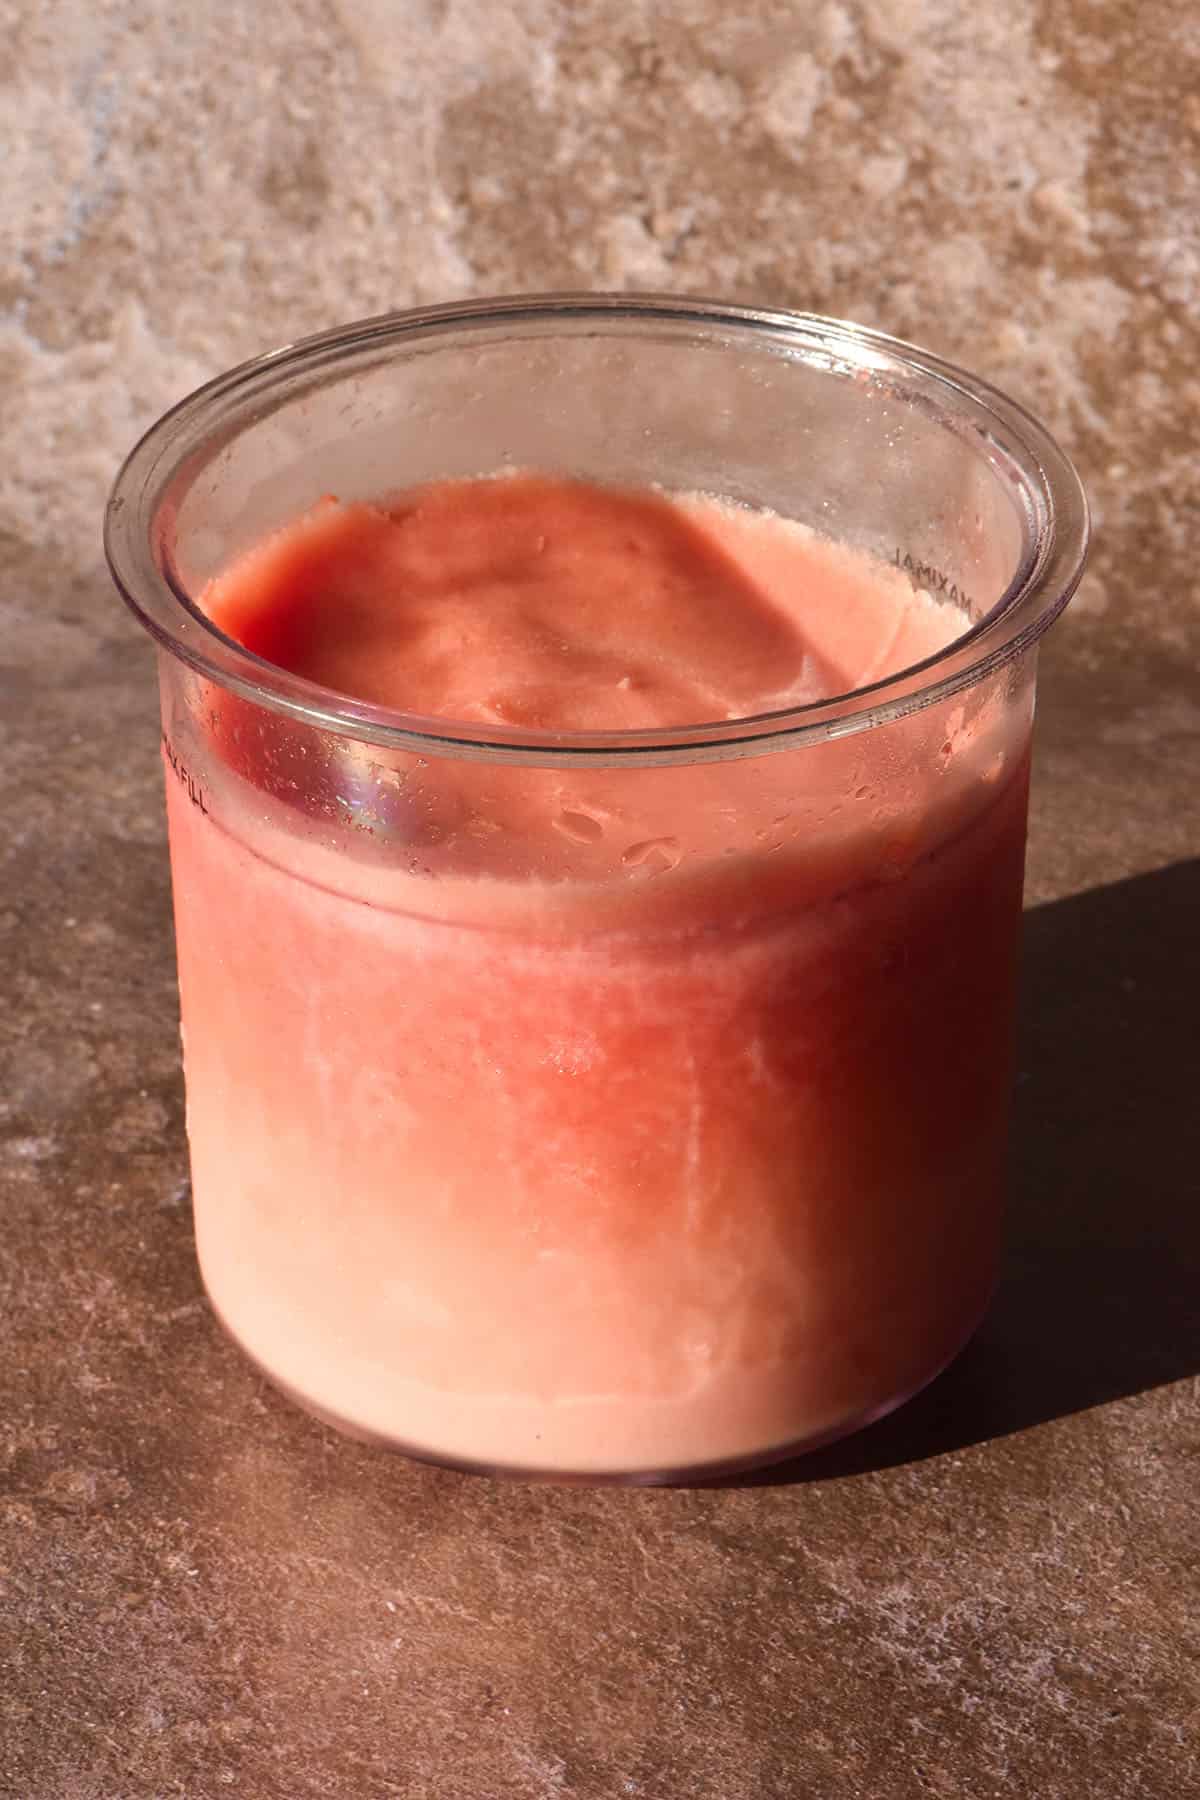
[104,292,1090,768]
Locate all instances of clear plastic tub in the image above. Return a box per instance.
[105,297,1088,1481]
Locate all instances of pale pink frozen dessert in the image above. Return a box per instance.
[163,475,1029,1476]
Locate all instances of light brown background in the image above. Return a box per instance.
[3,4,1198,1796]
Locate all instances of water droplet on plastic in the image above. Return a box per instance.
[622,836,681,872]
[555,809,605,843]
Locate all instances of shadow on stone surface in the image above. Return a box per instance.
[739,857,1200,1486]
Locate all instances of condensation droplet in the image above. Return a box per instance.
[622,836,681,872]
[555,810,606,842]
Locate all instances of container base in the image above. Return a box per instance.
[208,1292,990,1487]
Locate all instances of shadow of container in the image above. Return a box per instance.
[737,857,1200,1485]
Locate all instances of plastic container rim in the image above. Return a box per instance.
[103,292,1090,768]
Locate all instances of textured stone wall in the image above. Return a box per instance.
[5,0,1199,660]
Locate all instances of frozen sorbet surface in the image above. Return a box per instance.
[163,475,1032,1475]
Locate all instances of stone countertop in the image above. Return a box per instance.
[2,3,1198,1796]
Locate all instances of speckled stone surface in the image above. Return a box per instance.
[3,3,1199,1796]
